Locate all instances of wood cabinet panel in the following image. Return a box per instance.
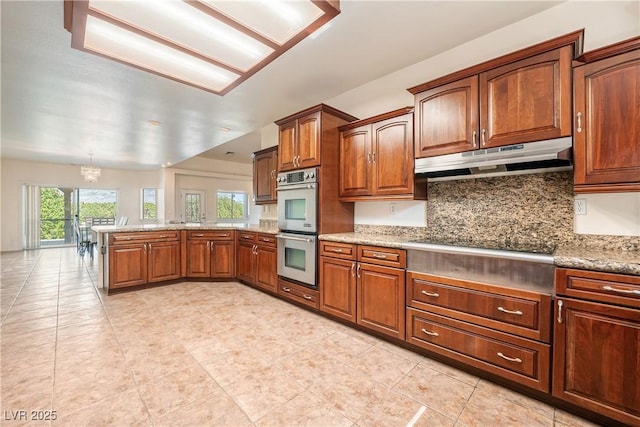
[407,307,550,392]
[211,241,235,278]
[358,245,406,268]
[254,147,278,204]
[414,76,479,158]
[147,241,181,283]
[556,268,640,309]
[357,263,405,339]
[109,244,148,289]
[319,256,357,322]
[480,46,572,148]
[319,241,356,260]
[573,47,640,192]
[372,113,414,195]
[236,241,256,284]
[255,245,277,292]
[297,111,321,169]
[278,120,297,171]
[339,125,371,197]
[552,298,640,425]
[185,239,210,277]
[278,278,319,310]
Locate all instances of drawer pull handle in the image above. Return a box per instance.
[497,352,522,363]
[220,233,229,237]
[302,294,313,300]
[194,234,204,237]
[421,290,439,298]
[124,237,133,240]
[557,300,563,324]
[282,286,291,292]
[497,307,523,316]
[159,235,168,238]
[259,237,271,242]
[602,285,640,295]
[332,248,344,253]
[420,328,439,337]
[351,263,356,277]
[371,253,387,259]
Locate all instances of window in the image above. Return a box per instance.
[141,188,157,219]
[75,189,117,222]
[216,191,247,221]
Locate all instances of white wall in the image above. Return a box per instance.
[325,0,640,235]
[1,158,162,251]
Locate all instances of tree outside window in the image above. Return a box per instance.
[142,188,157,219]
[216,191,247,221]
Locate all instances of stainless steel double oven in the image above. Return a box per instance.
[275,168,318,288]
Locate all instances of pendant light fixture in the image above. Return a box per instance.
[81,153,101,183]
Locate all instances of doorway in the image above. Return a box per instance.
[180,190,206,223]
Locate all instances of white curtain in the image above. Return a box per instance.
[22,184,40,249]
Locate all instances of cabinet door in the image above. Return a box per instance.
[254,149,277,204]
[357,263,405,339]
[553,298,640,426]
[236,241,256,284]
[211,241,235,278]
[255,245,277,292]
[480,46,572,149]
[278,120,297,172]
[372,113,414,196]
[319,257,357,323]
[186,239,210,277]
[573,49,640,190]
[297,111,321,168]
[109,244,148,289]
[148,241,181,283]
[414,76,479,158]
[339,124,371,197]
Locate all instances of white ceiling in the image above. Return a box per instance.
[1,1,563,169]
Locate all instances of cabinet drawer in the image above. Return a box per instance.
[187,230,234,240]
[407,272,551,342]
[320,241,356,260]
[358,245,406,268]
[110,231,179,244]
[256,233,277,247]
[556,268,640,309]
[237,232,257,243]
[278,279,319,310]
[407,308,550,392]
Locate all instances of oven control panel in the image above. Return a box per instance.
[277,168,317,186]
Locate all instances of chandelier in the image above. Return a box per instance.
[81,154,101,183]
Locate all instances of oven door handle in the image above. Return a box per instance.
[276,234,314,243]
[276,183,316,191]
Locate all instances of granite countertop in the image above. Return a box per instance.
[92,223,279,235]
[319,232,640,277]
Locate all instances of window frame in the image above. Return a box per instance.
[216,190,249,222]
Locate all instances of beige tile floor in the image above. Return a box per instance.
[1,248,601,427]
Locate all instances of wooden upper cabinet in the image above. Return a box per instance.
[339,124,371,197]
[297,111,321,169]
[339,108,419,200]
[277,111,321,171]
[276,104,358,172]
[480,46,572,148]
[573,38,640,193]
[278,120,297,171]
[253,146,278,204]
[414,76,479,157]
[372,112,414,196]
[408,30,582,159]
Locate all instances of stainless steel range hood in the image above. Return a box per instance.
[415,138,573,181]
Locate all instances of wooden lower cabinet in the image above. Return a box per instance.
[319,256,357,322]
[108,232,181,291]
[147,241,181,283]
[185,231,235,278]
[109,244,148,289]
[319,242,406,340]
[278,278,319,310]
[553,268,640,425]
[235,232,277,293]
[357,263,405,339]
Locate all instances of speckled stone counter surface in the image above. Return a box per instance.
[92,224,279,235]
[554,245,640,276]
[318,233,408,249]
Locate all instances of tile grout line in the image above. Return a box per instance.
[0,250,43,325]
